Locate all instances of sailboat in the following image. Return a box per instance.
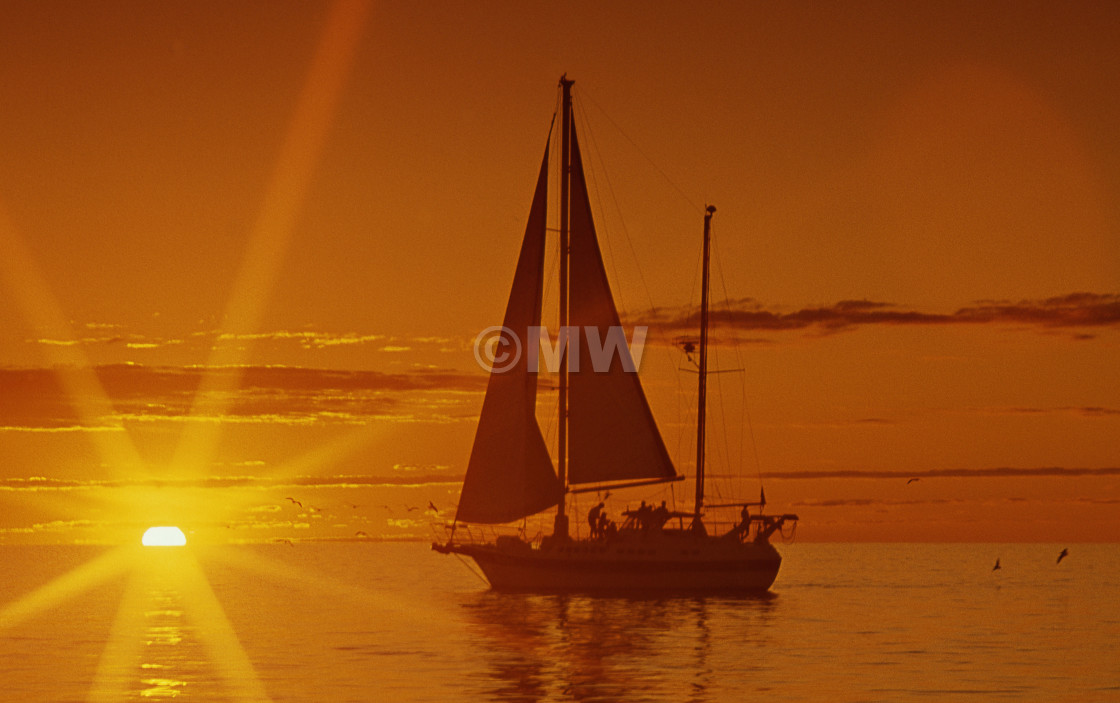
[433,76,797,591]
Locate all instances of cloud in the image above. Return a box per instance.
[757,466,1120,480]
[0,364,484,430]
[28,326,454,352]
[215,330,387,348]
[636,292,1120,340]
[0,473,463,492]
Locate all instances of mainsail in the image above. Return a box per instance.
[455,145,562,524]
[566,125,678,487]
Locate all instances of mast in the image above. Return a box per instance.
[555,75,574,538]
[694,205,716,524]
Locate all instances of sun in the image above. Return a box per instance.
[141,526,187,547]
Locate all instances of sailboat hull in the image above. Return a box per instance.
[439,535,783,593]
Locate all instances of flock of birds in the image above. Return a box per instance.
[265,497,443,545]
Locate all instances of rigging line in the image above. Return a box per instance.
[711,228,746,487]
[714,344,735,502]
[709,224,738,498]
[580,87,704,215]
[713,220,764,487]
[676,209,707,479]
[452,552,490,587]
[573,99,628,315]
[574,97,659,319]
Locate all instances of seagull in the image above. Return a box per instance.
[285,497,303,508]
[355,531,370,538]
[405,505,420,512]
[427,501,439,513]
[906,478,920,485]
[1057,548,1069,564]
[992,558,1001,571]
[276,538,294,546]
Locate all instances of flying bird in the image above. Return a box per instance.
[284,497,303,508]
[427,501,439,512]
[1057,548,1069,564]
[405,505,420,512]
[992,558,1001,571]
[355,531,370,538]
[906,478,921,485]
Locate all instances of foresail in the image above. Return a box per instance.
[566,125,678,486]
[456,145,562,524]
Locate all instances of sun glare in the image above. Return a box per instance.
[141,526,187,547]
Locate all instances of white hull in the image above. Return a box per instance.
[438,533,783,592]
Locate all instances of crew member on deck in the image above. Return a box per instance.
[588,502,604,539]
[734,505,752,540]
[635,501,650,530]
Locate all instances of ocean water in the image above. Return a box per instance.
[1,542,1117,702]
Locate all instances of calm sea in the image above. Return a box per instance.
[1,542,1117,702]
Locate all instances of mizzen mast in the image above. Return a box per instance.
[693,205,716,528]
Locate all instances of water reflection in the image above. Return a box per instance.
[138,587,193,699]
[90,552,214,702]
[461,591,778,702]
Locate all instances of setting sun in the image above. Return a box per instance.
[141,526,188,547]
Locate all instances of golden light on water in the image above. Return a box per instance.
[141,526,188,547]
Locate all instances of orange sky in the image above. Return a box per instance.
[1,1,1117,544]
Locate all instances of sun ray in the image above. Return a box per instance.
[177,551,274,702]
[203,545,438,626]
[0,547,132,631]
[171,0,373,476]
[0,205,145,474]
[86,567,149,703]
[264,424,386,482]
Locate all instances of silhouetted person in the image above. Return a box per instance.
[588,502,604,538]
[651,501,670,530]
[597,511,610,540]
[635,501,651,530]
[604,519,617,540]
[732,504,752,540]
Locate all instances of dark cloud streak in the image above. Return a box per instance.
[637,292,1120,339]
[0,364,485,429]
[757,466,1120,480]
